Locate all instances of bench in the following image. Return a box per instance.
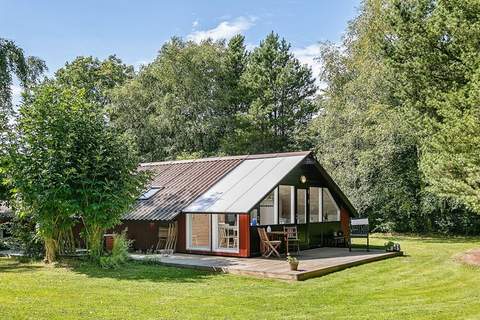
[349,218,369,252]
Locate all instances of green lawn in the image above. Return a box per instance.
[1,235,479,320]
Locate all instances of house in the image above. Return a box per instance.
[119,151,356,257]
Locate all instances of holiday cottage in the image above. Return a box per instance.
[119,151,356,257]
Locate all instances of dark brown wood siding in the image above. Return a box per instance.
[340,207,350,238]
[114,221,161,252]
[176,214,186,252]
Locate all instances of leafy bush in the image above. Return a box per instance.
[99,232,131,269]
[0,222,11,250]
[286,254,298,264]
[372,220,396,233]
[2,216,44,257]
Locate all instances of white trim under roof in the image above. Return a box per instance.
[183,154,308,214]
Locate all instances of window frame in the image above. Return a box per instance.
[322,188,341,222]
[138,186,163,200]
[296,188,307,224]
[186,213,211,251]
[250,185,315,226]
[212,214,240,254]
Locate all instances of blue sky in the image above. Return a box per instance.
[1,0,360,100]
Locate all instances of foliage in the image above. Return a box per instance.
[1,235,479,319]
[10,83,145,262]
[312,0,480,233]
[110,37,245,161]
[379,0,480,213]
[223,32,317,154]
[98,232,131,269]
[110,33,316,160]
[0,221,11,250]
[3,215,44,257]
[0,38,46,111]
[286,254,298,264]
[0,38,46,203]
[55,55,133,106]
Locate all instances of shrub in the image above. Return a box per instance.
[3,216,44,257]
[99,232,131,269]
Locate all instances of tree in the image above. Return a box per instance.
[0,39,46,202]
[312,0,480,233]
[0,38,46,111]
[312,33,423,231]
[110,38,242,161]
[381,0,480,213]
[225,32,317,154]
[55,55,134,106]
[223,34,249,115]
[11,84,145,262]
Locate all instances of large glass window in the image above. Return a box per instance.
[213,214,239,252]
[257,189,276,225]
[297,189,307,224]
[250,208,259,226]
[309,187,322,222]
[279,185,294,224]
[323,189,340,221]
[187,214,210,250]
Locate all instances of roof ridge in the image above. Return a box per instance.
[140,150,311,167]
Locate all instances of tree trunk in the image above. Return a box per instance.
[86,225,104,258]
[44,237,58,263]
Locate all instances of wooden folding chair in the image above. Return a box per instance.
[155,225,169,252]
[284,226,300,256]
[258,228,281,258]
[156,222,177,256]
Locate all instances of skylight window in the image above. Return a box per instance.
[139,187,163,200]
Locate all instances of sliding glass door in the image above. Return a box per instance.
[186,213,211,250]
[212,214,239,253]
[186,213,239,253]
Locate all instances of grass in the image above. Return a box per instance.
[1,234,479,320]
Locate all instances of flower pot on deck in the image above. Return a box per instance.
[289,261,299,271]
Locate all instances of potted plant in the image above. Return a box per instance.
[384,241,395,252]
[287,254,299,271]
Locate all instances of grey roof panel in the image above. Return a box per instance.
[183,154,308,213]
[123,151,313,221]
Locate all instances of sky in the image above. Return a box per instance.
[1,0,361,102]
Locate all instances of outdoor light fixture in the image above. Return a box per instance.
[300,175,307,184]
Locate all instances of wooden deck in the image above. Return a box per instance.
[130,247,403,281]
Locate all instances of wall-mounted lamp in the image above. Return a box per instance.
[300,175,307,184]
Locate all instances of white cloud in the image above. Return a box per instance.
[292,43,325,89]
[192,20,199,28]
[187,16,256,43]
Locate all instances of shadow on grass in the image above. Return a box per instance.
[55,258,219,283]
[372,233,480,245]
[0,258,44,273]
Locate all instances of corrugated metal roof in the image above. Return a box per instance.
[123,151,312,221]
[123,158,242,221]
[183,154,308,213]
